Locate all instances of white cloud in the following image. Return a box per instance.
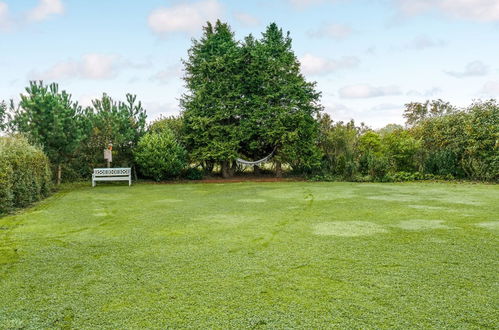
[370,103,403,111]
[480,81,499,95]
[82,54,118,79]
[233,11,259,27]
[148,0,223,35]
[27,0,64,22]
[145,102,181,121]
[403,35,446,50]
[30,54,119,81]
[324,103,352,118]
[150,65,182,85]
[393,0,499,22]
[299,54,360,76]
[0,1,13,31]
[407,87,442,97]
[308,23,353,40]
[445,60,489,78]
[339,84,402,99]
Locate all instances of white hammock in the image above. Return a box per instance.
[236,148,276,166]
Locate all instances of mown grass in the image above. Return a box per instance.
[0,182,498,328]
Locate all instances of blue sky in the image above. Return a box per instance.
[1,0,499,127]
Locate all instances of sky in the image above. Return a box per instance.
[1,0,499,128]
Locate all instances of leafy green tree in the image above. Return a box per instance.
[317,114,359,179]
[380,128,420,172]
[403,99,455,127]
[358,131,382,155]
[11,81,86,184]
[240,23,323,176]
[461,100,498,180]
[134,128,187,181]
[412,100,498,180]
[181,20,242,178]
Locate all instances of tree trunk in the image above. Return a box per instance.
[229,161,237,177]
[275,160,282,178]
[203,161,214,174]
[221,161,230,178]
[133,165,138,181]
[253,165,261,175]
[57,164,62,185]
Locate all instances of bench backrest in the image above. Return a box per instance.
[93,168,131,177]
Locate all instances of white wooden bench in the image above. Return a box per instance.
[92,168,131,187]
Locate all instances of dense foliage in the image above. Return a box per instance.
[9,82,86,184]
[0,136,52,214]
[134,128,187,181]
[239,24,322,176]
[68,93,147,180]
[181,21,243,177]
[0,22,497,185]
[403,99,456,127]
[181,21,322,177]
[315,101,499,182]
[412,100,498,181]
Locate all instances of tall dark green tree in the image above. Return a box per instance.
[181,20,243,178]
[240,23,323,176]
[12,81,86,184]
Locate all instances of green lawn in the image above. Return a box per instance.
[0,182,498,328]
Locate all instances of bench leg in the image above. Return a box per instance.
[92,179,95,187]
[129,177,131,186]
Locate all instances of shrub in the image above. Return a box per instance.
[183,167,204,180]
[380,129,420,172]
[0,136,52,214]
[308,173,337,182]
[424,149,460,176]
[134,128,187,181]
[365,153,390,181]
[387,171,416,182]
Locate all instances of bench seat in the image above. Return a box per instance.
[92,168,131,187]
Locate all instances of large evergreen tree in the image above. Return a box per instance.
[181,20,243,178]
[240,23,323,176]
[181,21,323,177]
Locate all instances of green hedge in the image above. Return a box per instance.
[0,136,52,214]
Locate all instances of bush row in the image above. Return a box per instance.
[0,136,52,214]
[315,101,498,183]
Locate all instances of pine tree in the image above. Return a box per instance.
[12,81,87,184]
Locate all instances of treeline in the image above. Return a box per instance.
[316,99,498,182]
[0,21,497,188]
[1,83,146,184]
